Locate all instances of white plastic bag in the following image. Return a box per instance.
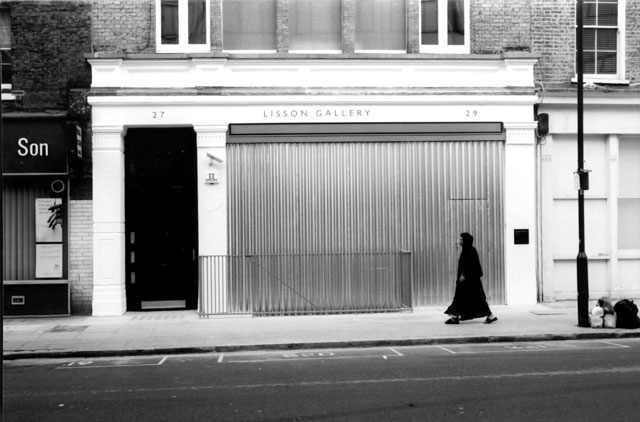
[589,304,604,328]
[604,313,617,328]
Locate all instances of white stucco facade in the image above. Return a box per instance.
[88,54,540,315]
[538,93,640,303]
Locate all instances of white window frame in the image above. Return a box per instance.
[419,0,470,54]
[574,0,627,84]
[155,0,211,53]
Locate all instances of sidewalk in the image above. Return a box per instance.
[4,303,640,360]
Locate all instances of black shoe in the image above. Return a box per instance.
[484,316,498,324]
[445,317,460,325]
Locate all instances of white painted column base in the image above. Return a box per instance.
[92,284,127,316]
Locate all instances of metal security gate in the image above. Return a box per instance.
[199,252,412,316]
[225,123,505,310]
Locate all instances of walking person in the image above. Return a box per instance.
[444,233,497,325]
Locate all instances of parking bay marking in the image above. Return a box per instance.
[57,356,168,369]
[439,340,629,355]
[219,347,403,364]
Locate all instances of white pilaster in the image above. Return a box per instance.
[92,126,127,316]
[607,134,619,294]
[195,125,228,313]
[194,125,228,256]
[539,134,556,301]
[504,122,538,304]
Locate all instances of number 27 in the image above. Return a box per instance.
[153,111,164,119]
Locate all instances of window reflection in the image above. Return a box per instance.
[355,0,406,50]
[447,0,464,45]
[223,0,276,50]
[188,0,207,44]
[161,0,179,44]
[581,1,618,75]
[290,0,341,51]
[421,0,438,45]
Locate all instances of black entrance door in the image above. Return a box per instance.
[125,128,198,311]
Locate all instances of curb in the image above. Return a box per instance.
[4,331,640,361]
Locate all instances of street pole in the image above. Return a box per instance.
[576,0,590,328]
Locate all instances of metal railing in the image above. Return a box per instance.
[199,252,412,317]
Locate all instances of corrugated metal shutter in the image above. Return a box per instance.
[228,139,504,306]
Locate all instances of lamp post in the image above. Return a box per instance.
[576,0,590,328]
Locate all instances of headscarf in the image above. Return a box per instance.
[460,233,474,250]
[457,232,483,280]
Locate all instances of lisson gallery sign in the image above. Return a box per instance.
[262,108,372,119]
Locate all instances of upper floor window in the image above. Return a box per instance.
[420,0,469,53]
[223,0,276,51]
[157,0,210,52]
[1,5,11,98]
[289,0,341,52]
[578,0,626,82]
[355,0,406,52]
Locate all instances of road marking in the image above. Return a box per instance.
[11,365,640,398]
[57,356,169,369]
[218,353,224,363]
[437,340,628,355]
[600,340,630,348]
[220,348,403,364]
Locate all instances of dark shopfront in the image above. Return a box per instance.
[2,117,77,316]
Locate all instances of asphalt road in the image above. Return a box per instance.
[4,339,640,422]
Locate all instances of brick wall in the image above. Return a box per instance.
[472,0,532,54]
[93,0,540,56]
[627,0,640,84]
[342,0,355,54]
[276,0,288,52]
[92,0,156,53]
[531,0,575,84]
[211,0,223,51]
[5,1,92,111]
[406,0,420,54]
[68,200,93,315]
[530,0,640,85]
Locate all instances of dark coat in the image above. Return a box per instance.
[444,233,492,320]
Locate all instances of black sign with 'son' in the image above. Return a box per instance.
[2,118,69,174]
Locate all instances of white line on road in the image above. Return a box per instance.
[57,356,169,370]
[218,354,224,363]
[223,354,386,364]
[220,349,404,364]
[435,340,628,355]
[14,365,640,398]
[388,348,403,357]
[599,340,630,348]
